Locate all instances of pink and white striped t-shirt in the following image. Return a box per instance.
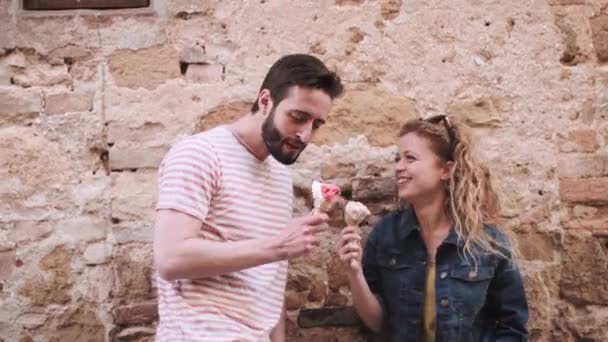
[155,126,293,341]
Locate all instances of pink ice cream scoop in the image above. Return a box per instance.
[312,180,341,214]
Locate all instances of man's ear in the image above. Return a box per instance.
[257,89,273,116]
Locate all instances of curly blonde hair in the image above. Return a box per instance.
[399,115,512,264]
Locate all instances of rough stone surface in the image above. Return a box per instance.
[185,63,224,83]
[109,45,181,90]
[195,100,253,133]
[44,91,94,115]
[108,147,168,171]
[1,0,608,340]
[560,177,608,204]
[113,301,158,325]
[0,88,42,125]
[590,8,608,63]
[313,85,418,147]
[560,232,608,305]
[18,246,74,306]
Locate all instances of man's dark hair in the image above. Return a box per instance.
[251,54,344,113]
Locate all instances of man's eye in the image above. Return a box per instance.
[290,113,307,122]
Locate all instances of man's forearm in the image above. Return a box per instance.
[156,236,284,281]
[270,307,286,342]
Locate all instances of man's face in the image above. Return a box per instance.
[262,86,332,165]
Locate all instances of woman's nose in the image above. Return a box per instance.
[395,159,406,171]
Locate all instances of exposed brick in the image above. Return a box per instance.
[560,177,608,204]
[57,216,107,243]
[16,313,47,329]
[335,0,364,5]
[559,129,600,153]
[185,63,223,83]
[110,171,157,222]
[83,242,112,265]
[195,100,252,133]
[327,257,349,291]
[287,273,312,292]
[285,291,307,310]
[115,327,155,341]
[560,232,608,305]
[109,147,167,171]
[109,45,180,90]
[352,177,396,201]
[113,301,158,325]
[547,0,585,5]
[15,221,53,243]
[0,64,10,86]
[307,279,327,302]
[572,205,599,219]
[517,232,557,261]
[48,45,91,60]
[558,155,608,178]
[320,162,357,180]
[298,307,360,328]
[44,92,94,115]
[380,0,402,20]
[0,88,42,124]
[0,249,16,280]
[590,11,608,63]
[562,216,608,233]
[179,47,207,64]
[112,245,153,299]
[314,86,417,147]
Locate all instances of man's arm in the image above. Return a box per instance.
[154,209,327,281]
[269,306,286,342]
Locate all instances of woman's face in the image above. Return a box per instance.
[395,133,452,203]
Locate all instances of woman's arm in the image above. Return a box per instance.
[484,256,529,341]
[338,226,385,333]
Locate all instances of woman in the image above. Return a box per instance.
[337,115,528,341]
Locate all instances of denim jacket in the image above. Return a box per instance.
[362,208,529,342]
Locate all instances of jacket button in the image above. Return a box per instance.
[468,270,478,279]
[440,271,447,279]
[440,298,449,307]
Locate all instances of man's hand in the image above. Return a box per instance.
[275,213,329,259]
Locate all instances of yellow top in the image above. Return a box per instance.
[418,260,436,342]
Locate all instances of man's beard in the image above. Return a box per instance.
[261,109,305,165]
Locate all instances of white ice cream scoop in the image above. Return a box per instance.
[344,201,371,226]
[344,200,371,268]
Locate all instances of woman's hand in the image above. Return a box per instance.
[337,226,363,275]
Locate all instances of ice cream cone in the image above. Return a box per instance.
[344,201,371,268]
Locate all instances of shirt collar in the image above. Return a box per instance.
[396,207,463,247]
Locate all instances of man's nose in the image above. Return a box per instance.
[297,124,313,144]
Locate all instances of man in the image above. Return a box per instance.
[153,54,344,341]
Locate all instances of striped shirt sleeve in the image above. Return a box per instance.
[155,138,221,222]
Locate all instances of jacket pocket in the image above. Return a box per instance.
[449,265,495,317]
[376,249,413,300]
